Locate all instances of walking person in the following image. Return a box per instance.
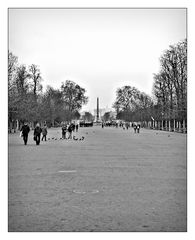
[41,124,48,141]
[20,122,30,145]
[125,122,129,130]
[34,123,42,145]
[61,123,67,139]
[75,123,79,132]
[137,124,140,133]
[67,123,73,139]
[72,123,76,132]
[133,124,137,133]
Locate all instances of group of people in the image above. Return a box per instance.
[20,121,80,145]
[61,122,78,139]
[133,123,141,133]
[102,121,141,133]
[20,122,48,145]
[20,120,141,146]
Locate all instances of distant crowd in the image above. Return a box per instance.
[20,121,141,146]
[101,121,141,133]
[20,121,79,145]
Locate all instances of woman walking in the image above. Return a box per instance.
[67,123,73,139]
[41,124,48,141]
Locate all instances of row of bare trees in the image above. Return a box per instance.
[153,39,187,122]
[9,39,187,132]
[112,39,187,132]
[8,51,88,131]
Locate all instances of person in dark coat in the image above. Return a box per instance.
[34,123,42,145]
[67,123,73,139]
[20,122,30,145]
[133,124,137,133]
[75,123,79,132]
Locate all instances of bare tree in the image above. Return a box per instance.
[28,64,43,96]
[153,39,187,124]
[61,80,88,113]
[8,52,18,131]
[14,65,31,122]
[113,86,141,112]
[113,85,153,123]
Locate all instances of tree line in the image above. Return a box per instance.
[8,51,88,131]
[9,39,187,131]
[111,39,187,130]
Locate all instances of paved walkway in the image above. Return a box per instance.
[8,126,187,231]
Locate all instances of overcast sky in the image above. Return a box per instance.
[9,8,186,112]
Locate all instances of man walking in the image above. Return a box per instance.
[20,122,30,145]
[34,123,42,145]
[133,123,137,133]
[67,123,73,139]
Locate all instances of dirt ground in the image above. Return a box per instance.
[8,126,187,232]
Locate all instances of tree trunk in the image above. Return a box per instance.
[183,119,186,133]
[168,120,171,132]
[9,121,13,133]
[16,119,19,130]
[173,119,176,132]
[179,121,181,132]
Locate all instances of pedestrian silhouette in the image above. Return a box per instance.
[20,122,30,145]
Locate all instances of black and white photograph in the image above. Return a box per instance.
[7,7,187,233]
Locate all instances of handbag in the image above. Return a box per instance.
[33,135,36,141]
[19,131,23,137]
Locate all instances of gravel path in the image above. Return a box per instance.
[8,126,187,231]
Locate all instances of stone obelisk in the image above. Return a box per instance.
[97,97,99,121]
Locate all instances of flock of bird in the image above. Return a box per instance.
[46,130,98,142]
[47,136,85,141]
